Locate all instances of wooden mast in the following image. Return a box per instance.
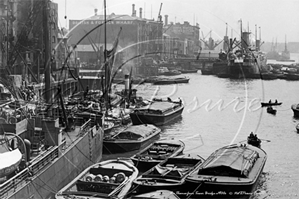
[43,0,51,105]
[104,0,109,109]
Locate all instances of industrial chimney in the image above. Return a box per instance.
[132,4,136,17]
[94,8,98,16]
[164,15,168,25]
[139,8,142,18]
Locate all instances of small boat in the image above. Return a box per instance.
[179,69,198,74]
[130,190,180,199]
[144,76,159,83]
[0,149,22,178]
[103,124,161,154]
[131,140,185,173]
[159,70,182,76]
[247,132,262,148]
[284,73,299,80]
[130,154,205,195]
[261,101,282,107]
[291,104,299,118]
[179,144,267,199]
[55,159,139,199]
[130,98,184,126]
[260,72,279,80]
[216,72,230,78]
[152,77,190,85]
[267,106,277,115]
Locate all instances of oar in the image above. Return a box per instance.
[239,138,271,143]
[260,139,271,142]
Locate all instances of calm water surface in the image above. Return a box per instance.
[130,72,299,199]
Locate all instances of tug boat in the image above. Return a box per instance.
[55,159,138,199]
[131,140,185,173]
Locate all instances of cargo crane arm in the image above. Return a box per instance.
[157,3,163,21]
[200,31,211,49]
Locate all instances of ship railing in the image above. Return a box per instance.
[0,140,66,198]
[78,119,91,136]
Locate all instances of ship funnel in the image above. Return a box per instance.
[132,4,136,17]
[165,15,168,25]
[139,8,142,18]
[241,32,250,50]
[124,74,130,90]
[223,36,229,52]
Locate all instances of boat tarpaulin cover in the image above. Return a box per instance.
[114,124,159,139]
[201,145,259,177]
[0,149,22,178]
[137,102,177,113]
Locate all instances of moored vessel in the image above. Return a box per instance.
[131,140,185,173]
[152,77,190,85]
[178,144,267,198]
[103,124,161,154]
[130,98,184,126]
[130,154,205,196]
[55,159,139,199]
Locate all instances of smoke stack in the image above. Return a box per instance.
[139,8,142,18]
[94,8,98,16]
[132,4,135,17]
[124,74,130,90]
[164,15,168,25]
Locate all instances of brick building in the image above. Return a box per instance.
[163,16,201,59]
[68,4,163,76]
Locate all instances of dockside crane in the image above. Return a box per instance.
[157,3,163,21]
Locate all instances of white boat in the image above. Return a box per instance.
[55,159,139,199]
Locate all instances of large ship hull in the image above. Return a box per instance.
[2,125,103,199]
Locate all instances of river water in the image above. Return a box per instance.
[128,68,299,199]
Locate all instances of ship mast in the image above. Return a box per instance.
[284,35,287,51]
[103,0,109,109]
[43,0,51,105]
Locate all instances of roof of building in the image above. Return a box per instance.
[71,13,162,24]
[76,43,122,52]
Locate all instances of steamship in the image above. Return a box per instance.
[227,32,267,79]
[0,1,104,198]
[224,23,268,79]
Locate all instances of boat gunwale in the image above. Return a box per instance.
[56,159,138,197]
[130,140,185,162]
[185,144,267,186]
[104,129,161,144]
[132,104,184,117]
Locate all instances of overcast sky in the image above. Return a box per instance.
[53,0,299,43]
